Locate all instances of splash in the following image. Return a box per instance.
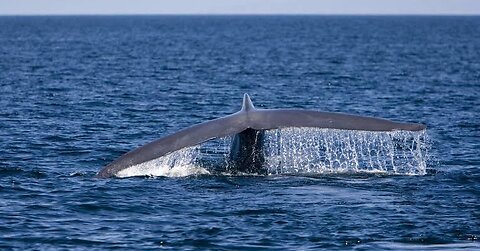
[116,128,429,177]
[116,146,210,178]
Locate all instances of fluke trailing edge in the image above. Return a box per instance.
[96,94,426,178]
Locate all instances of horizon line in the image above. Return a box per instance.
[1,13,479,17]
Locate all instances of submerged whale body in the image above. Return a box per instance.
[97,94,425,178]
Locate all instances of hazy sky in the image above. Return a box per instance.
[1,0,479,15]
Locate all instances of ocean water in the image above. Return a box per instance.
[0,16,479,250]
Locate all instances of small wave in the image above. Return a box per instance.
[0,166,47,178]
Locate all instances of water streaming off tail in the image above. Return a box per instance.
[116,128,429,177]
[116,146,210,178]
[115,137,232,178]
[263,128,429,175]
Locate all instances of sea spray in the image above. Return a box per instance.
[116,145,210,178]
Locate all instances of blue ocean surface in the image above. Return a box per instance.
[0,16,479,250]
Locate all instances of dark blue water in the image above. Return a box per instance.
[0,16,479,250]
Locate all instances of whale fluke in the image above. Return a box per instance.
[97,94,425,178]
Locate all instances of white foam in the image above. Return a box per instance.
[116,146,210,178]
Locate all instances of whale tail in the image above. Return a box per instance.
[97,93,426,178]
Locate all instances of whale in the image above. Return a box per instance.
[96,94,425,178]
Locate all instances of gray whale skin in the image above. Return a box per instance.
[97,94,425,178]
